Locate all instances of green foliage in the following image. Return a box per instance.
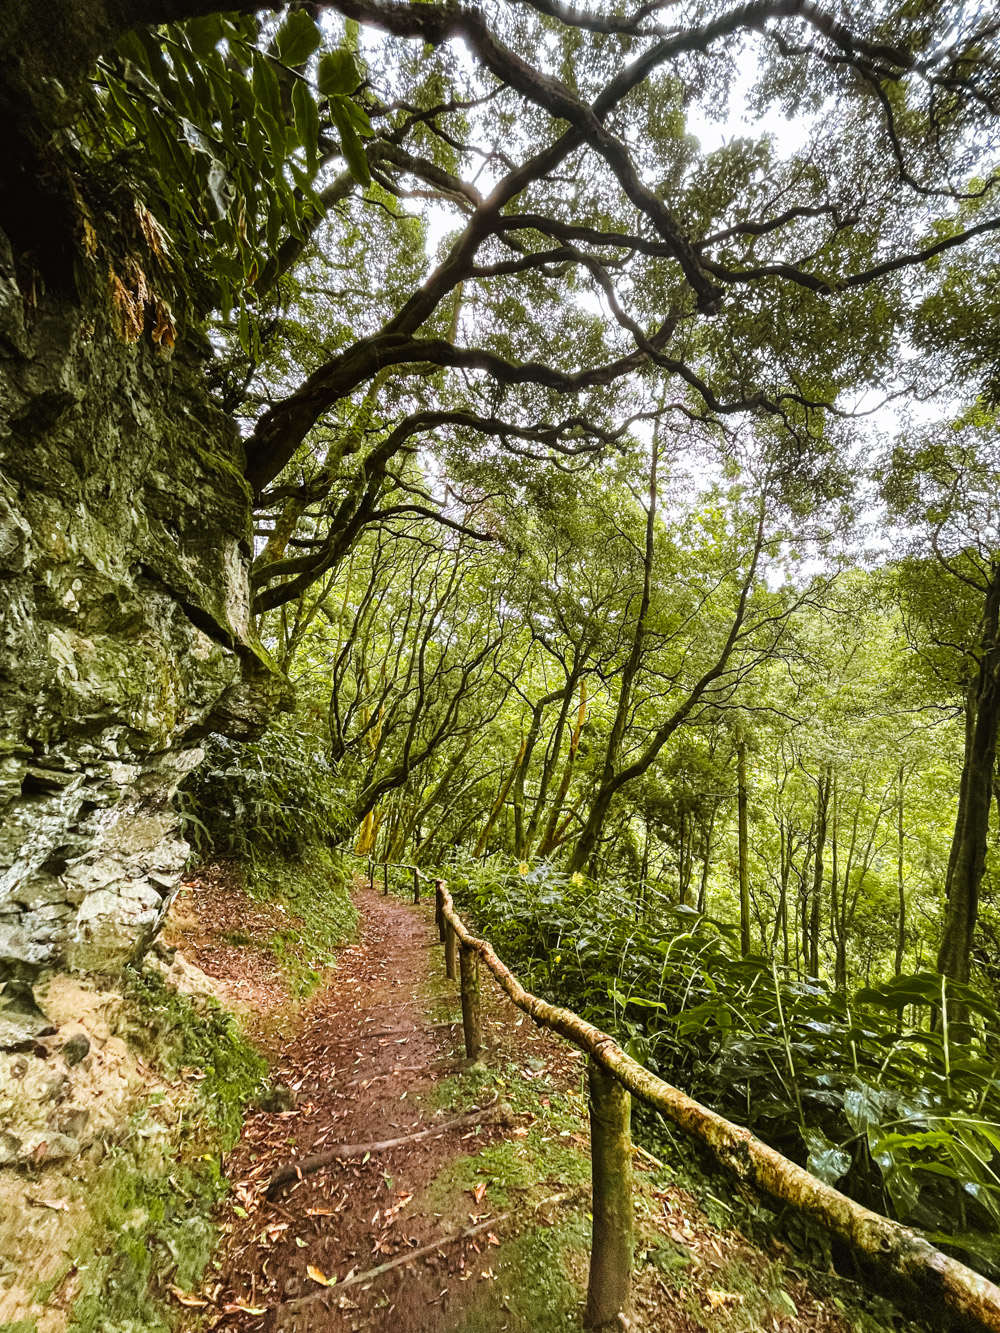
[449,860,1000,1275]
[67,972,268,1332]
[78,11,372,346]
[121,968,267,1143]
[244,849,358,996]
[177,716,352,866]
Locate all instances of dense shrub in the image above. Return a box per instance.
[449,859,1000,1276]
[177,717,352,865]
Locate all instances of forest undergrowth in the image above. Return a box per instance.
[441,859,1000,1281]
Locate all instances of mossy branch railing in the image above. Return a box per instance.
[431,878,1000,1333]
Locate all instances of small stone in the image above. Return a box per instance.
[257,1083,296,1112]
[60,1030,90,1067]
[53,1106,90,1138]
[23,1132,80,1163]
[0,1130,22,1164]
[38,1071,69,1103]
[0,997,55,1050]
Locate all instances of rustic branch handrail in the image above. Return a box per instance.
[434,879,1000,1333]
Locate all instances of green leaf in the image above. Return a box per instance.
[329,97,370,186]
[184,14,226,58]
[292,80,320,173]
[252,51,284,132]
[339,95,374,139]
[801,1126,851,1185]
[276,11,322,67]
[318,49,360,97]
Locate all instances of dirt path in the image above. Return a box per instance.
[168,871,873,1333]
[207,881,556,1333]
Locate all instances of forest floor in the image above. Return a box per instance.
[165,870,896,1333]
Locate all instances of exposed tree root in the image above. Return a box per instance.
[266,1095,498,1196]
[271,1187,586,1317]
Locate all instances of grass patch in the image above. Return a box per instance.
[244,848,358,996]
[122,967,267,1142]
[65,971,269,1332]
[426,1059,590,1213]
[448,1216,590,1333]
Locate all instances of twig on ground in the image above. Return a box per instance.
[266,1095,499,1196]
[273,1188,582,1314]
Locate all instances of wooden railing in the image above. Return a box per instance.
[355,857,1000,1331]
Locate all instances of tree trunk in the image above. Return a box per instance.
[537,680,588,857]
[808,769,831,978]
[697,808,715,914]
[473,737,527,858]
[737,734,751,956]
[524,674,579,856]
[937,570,1000,1026]
[896,765,906,977]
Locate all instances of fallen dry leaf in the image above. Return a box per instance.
[307,1264,337,1287]
[167,1284,209,1308]
[706,1289,744,1310]
[472,1182,488,1204]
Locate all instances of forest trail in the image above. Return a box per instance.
[169,872,869,1333]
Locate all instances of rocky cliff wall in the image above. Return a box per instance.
[0,223,271,1006]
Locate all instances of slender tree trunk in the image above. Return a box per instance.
[524,672,580,855]
[830,773,841,985]
[537,680,588,857]
[737,734,751,956]
[937,569,1000,1027]
[781,822,792,967]
[808,768,831,978]
[896,764,906,977]
[513,688,562,856]
[473,737,527,859]
[697,808,715,914]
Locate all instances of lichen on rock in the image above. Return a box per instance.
[0,216,275,1010]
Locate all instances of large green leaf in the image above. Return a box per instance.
[318,49,360,97]
[276,11,322,67]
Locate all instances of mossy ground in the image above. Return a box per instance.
[1,850,360,1333]
[241,848,358,996]
[65,977,268,1333]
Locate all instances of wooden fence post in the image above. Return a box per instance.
[459,944,482,1061]
[383,862,389,896]
[367,855,373,887]
[435,882,446,942]
[445,922,458,980]
[585,1056,633,1331]
[412,867,420,904]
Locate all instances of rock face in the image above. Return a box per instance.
[0,222,271,987]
